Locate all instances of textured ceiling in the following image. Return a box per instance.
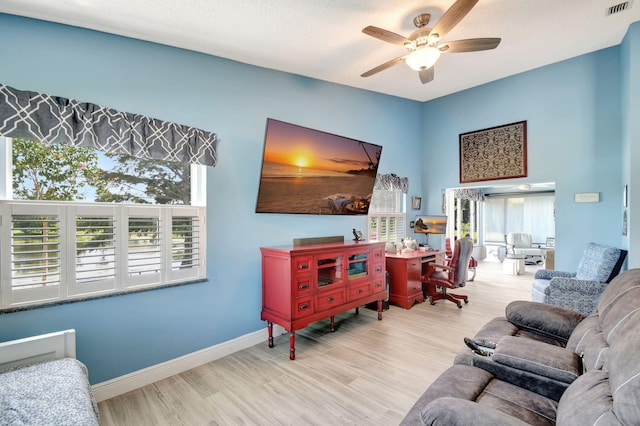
[0,0,638,102]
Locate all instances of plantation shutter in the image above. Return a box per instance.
[0,203,63,306]
[68,205,117,296]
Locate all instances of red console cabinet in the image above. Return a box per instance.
[261,241,386,359]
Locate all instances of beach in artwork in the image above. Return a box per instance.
[255,119,382,215]
[256,161,375,214]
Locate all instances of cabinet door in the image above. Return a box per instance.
[316,252,345,289]
[347,250,370,281]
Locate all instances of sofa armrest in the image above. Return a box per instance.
[421,397,530,426]
[548,277,608,295]
[545,278,608,316]
[492,336,581,384]
[454,348,570,401]
[534,269,576,280]
[506,301,586,343]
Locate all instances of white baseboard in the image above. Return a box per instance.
[91,324,285,402]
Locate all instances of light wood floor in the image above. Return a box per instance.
[98,261,537,425]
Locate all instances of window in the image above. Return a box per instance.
[445,189,482,243]
[367,189,406,243]
[0,137,206,310]
[484,194,555,244]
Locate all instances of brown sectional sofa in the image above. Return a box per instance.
[401,268,640,425]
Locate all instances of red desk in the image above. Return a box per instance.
[385,249,446,309]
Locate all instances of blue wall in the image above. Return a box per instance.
[421,48,624,271]
[0,14,423,383]
[0,13,637,384]
[621,22,640,267]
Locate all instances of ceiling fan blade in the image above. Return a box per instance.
[439,38,501,53]
[430,0,479,40]
[362,26,413,46]
[361,55,407,78]
[419,67,434,84]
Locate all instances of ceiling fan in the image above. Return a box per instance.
[361,0,501,84]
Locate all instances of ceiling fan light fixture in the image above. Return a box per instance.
[405,46,441,71]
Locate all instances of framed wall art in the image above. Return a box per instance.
[412,196,422,210]
[459,120,527,183]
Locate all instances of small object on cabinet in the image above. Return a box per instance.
[352,228,364,241]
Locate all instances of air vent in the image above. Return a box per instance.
[607,1,630,15]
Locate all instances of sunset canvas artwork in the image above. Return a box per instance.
[256,119,382,215]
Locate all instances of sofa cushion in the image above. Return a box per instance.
[556,371,616,425]
[596,269,640,316]
[606,309,640,425]
[420,397,531,426]
[580,332,608,372]
[400,365,494,425]
[565,314,598,353]
[492,336,581,384]
[401,365,558,426]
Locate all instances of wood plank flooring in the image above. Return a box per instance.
[98,260,537,425]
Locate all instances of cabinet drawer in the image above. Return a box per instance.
[407,259,421,272]
[372,278,386,295]
[371,247,384,262]
[348,282,371,301]
[293,297,314,319]
[315,289,345,311]
[293,256,312,275]
[372,262,384,276]
[408,269,422,281]
[294,275,314,297]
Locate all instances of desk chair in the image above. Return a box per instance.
[445,237,477,281]
[424,237,473,308]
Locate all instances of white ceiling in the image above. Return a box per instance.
[1,0,638,102]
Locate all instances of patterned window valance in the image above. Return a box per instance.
[374,173,408,193]
[0,84,218,166]
[454,188,485,202]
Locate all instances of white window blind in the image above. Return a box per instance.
[368,214,406,243]
[0,201,206,310]
[483,194,555,244]
[10,213,61,293]
[69,206,117,296]
[127,211,162,287]
[169,210,202,282]
[368,189,406,243]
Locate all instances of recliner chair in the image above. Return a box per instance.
[531,242,627,315]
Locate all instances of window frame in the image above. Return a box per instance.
[0,137,207,311]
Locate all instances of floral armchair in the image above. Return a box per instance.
[531,242,627,315]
